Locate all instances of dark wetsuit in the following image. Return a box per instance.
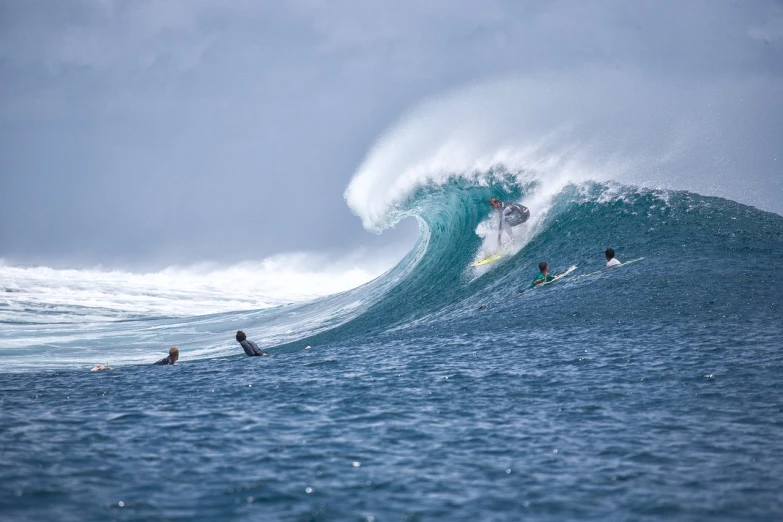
[153,355,177,365]
[240,339,266,357]
[498,202,530,241]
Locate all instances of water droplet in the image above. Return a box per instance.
[118,501,125,507]
[553,449,558,454]
[505,468,511,474]
[352,461,361,467]
[247,496,254,503]
[248,384,252,387]
[305,487,313,494]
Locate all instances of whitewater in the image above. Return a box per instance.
[2,75,782,521]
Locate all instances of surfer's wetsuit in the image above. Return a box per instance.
[153,355,177,365]
[498,203,530,241]
[530,272,555,288]
[240,339,266,357]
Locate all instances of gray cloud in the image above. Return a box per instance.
[1,0,781,267]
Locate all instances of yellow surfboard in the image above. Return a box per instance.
[470,254,504,267]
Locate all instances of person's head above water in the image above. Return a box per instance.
[605,248,615,261]
[538,261,548,273]
[236,330,246,343]
[168,347,179,361]
[489,197,501,210]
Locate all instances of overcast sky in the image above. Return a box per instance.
[1,0,781,268]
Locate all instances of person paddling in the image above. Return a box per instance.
[153,347,179,365]
[236,331,268,357]
[530,261,572,288]
[605,248,621,267]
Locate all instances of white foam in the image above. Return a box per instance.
[344,76,627,233]
[0,250,400,322]
[345,70,782,232]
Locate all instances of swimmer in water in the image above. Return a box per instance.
[236,331,268,357]
[530,261,572,288]
[605,248,621,267]
[153,347,179,365]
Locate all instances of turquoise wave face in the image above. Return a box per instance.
[274,180,783,351]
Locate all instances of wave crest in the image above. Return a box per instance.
[344,70,782,233]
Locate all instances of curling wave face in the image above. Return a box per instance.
[301,178,783,351]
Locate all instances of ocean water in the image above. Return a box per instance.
[2,177,782,521]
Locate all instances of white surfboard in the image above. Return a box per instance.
[540,265,577,286]
[573,257,645,280]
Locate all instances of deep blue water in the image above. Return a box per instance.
[2,182,783,521]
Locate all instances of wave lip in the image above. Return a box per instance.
[346,71,783,235]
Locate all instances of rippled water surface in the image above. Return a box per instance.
[3,320,783,521]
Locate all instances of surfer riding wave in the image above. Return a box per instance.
[489,198,530,245]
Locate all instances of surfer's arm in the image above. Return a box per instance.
[532,276,546,286]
